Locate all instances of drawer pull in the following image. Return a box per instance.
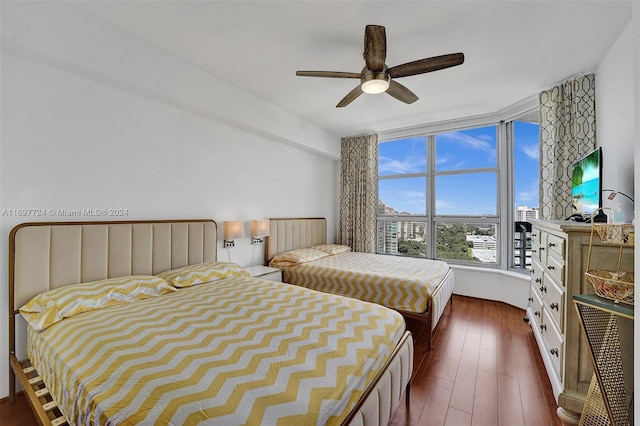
[550,302,559,311]
[532,233,537,237]
[539,285,547,293]
[535,278,542,283]
[540,247,545,251]
[539,324,547,331]
[534,310,540,317]
[548,242,556,248]
[532,249,537,254]
[547,265,555,270]
[528,297,534,303]
[550,348,559,357]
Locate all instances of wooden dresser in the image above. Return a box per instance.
[526,220,634,425]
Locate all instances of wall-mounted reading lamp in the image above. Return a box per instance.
[223,221,244,248]
[251,219,270,245]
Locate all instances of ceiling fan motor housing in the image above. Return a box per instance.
[361,68,390,94]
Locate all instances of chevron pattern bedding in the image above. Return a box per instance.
[277,252,451,313]
[26,276,405,425]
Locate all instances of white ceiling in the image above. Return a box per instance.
[72,1,631,137]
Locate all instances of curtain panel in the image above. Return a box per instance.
[339,134,378,253]
[539,73,596,220]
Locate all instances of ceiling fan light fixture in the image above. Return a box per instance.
[296,25,464,107]
[361,70,390,94]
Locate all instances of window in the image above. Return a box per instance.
[376,103,540,271]
[511,117,540,269]
[377,125,499,265]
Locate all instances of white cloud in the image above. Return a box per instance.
[520,144,539,160]
[379,156,424,174]
[438,131,496,156]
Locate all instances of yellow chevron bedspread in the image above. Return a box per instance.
[278,252,451,313]
[26,276,405,425]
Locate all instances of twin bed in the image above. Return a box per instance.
[8,220,413,426]
[265,218,455,350]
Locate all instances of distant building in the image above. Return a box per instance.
[516,206,539,221]
[514,206,536,268]
[378,199,398,215]
[377,221,398,254]
[466,235,497,250]
[466,235,497,263]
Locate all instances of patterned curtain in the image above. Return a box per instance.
[339,134,378,253]
[539,74,596,220]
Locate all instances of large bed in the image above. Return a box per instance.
[8,219,413,426]
[266,218,455,350]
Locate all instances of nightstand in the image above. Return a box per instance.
[244,265,282,282]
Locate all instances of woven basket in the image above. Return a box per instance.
[593,223,635,245]
[585,269,634,305]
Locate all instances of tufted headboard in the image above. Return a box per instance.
[265,218,327,263]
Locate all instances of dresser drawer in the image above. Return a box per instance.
[541,312,564,379]
[545,253,564,284]
[531,242,543,263]
[531,259,544,290]
[530,287,544,324]
[544,274,565,331]
[531,227,542,245]
[546,233,565,259]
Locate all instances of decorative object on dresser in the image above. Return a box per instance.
[526,219,634,425]
[584,219,634,305]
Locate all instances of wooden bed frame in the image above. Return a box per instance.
[265,217,455,351]
[8,219,413,426]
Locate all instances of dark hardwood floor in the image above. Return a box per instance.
[391,295,561,426]
[1,295,561,426]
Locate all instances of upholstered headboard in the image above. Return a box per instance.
[9,219,217,311]
[8,219,217,401]
[265,218,327,263]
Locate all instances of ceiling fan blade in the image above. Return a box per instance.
[363,25,386,72]
[296,71,361,79]
[389,52,464,79]
[386,80,419,104]
[336,85,363,108]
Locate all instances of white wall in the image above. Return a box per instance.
[0,3,339,399]
[591,13,638,416]
[596,21,636,222]
[452,266,530,309]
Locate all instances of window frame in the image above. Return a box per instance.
[376,96,539,272]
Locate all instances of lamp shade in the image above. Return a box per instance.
[223,221,244,240]
[251,219,270,238]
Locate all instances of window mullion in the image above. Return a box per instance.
[426,135,435,258]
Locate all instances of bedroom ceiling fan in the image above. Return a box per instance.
[296,25,464,107]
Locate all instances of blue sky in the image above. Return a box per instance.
[379,122,539,215]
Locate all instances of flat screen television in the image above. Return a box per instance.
[571,147,602,217]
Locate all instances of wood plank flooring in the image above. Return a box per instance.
[391,295,561,426]
[1,295,561,426]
